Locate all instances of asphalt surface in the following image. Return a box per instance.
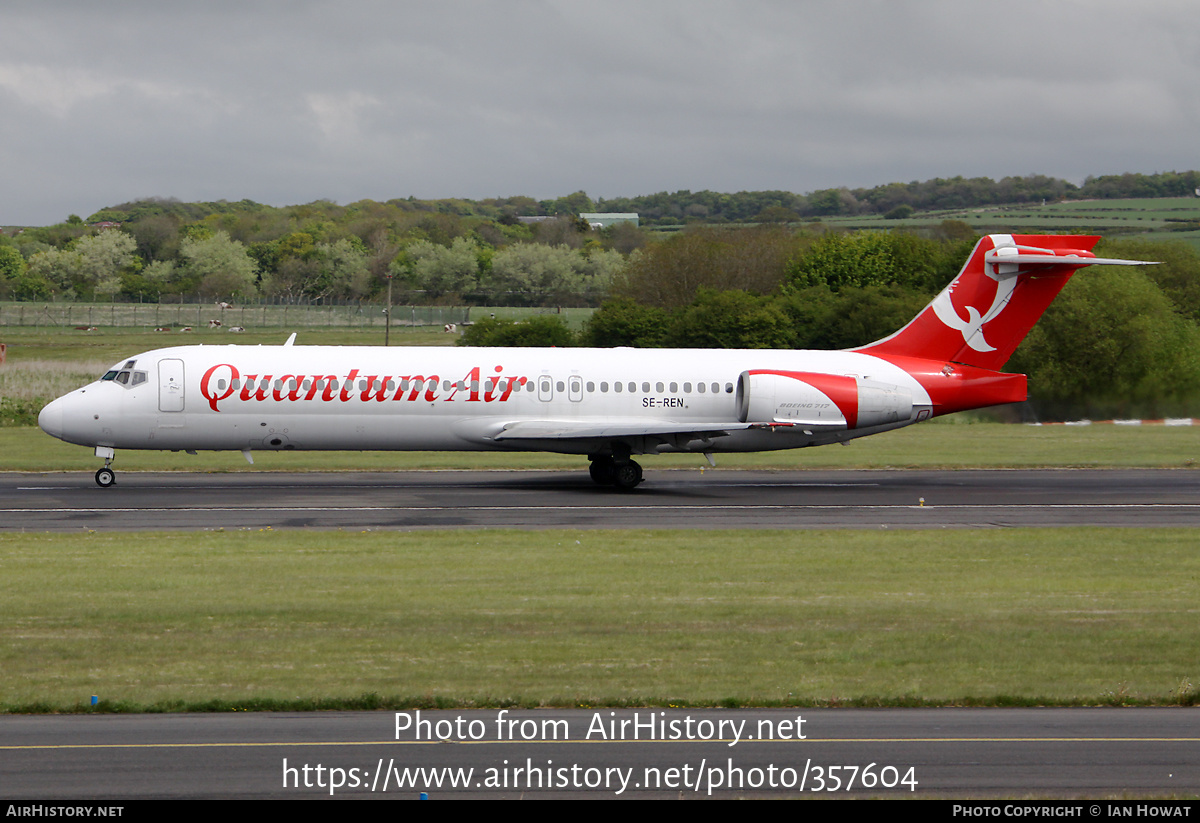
[3,708,1198,799]
[2,468,1199,530]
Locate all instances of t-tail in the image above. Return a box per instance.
[857,234,1152,369]
[853,234,1154,416]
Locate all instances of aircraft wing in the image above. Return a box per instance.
[489,419,757,442]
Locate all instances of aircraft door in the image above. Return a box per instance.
[568,375,583,402]
[538,375,554,402]
[158,358,185,412]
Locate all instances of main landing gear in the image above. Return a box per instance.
[588,455,643,490]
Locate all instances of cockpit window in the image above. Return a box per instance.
[102,367,147,387]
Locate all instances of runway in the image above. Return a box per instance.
[4,708,1199,798]
[2,468,1199,530]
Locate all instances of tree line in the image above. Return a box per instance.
[596,171,1200,225]
[0,199,640,305]
[3,169,1199,302]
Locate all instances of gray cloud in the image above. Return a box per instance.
[2,0,1197,224]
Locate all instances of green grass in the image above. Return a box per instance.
[823,195,1200,250]
[1,528,1196,710]
[0,324,456,364]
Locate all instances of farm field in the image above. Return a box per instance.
[2,527,1197,710]
[821,195,1200,250]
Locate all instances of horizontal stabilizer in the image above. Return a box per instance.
[983,248,1157,269]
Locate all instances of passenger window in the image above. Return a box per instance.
[586,381,595,393]
[614,382,622,393]
[697,383,705,393]
[656,382,664,392]
[683,382,692,393]
[600,382,609,392]
[641,382,650,393]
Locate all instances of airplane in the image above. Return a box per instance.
[38,234,1151,490]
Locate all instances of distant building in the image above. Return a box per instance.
[579,213,639,228]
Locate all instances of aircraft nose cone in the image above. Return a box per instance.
[38,397,64,439]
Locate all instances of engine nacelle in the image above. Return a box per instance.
[736,370,913,429]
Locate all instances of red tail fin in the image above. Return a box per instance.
[854,234,1148,371]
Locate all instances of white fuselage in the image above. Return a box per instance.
[39,344,934,457]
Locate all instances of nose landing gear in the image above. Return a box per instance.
[94,446,116,488]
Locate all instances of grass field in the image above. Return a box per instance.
[0,302,593,334]
[823,196,1200,251]
[1,528,1196,711]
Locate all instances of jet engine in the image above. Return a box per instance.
[736,369,913,429]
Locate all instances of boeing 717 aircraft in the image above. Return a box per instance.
[38,234,1150,489]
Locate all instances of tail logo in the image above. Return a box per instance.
[930,271,1017,354]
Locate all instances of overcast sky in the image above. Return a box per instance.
[2,0,1197,225]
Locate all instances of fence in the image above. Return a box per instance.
[0,301,471,330]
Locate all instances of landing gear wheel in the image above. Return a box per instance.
[589,458,616,486]
[95,467,116,488]
[613,460,643,490]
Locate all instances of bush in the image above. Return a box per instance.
[457,316,576,347]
